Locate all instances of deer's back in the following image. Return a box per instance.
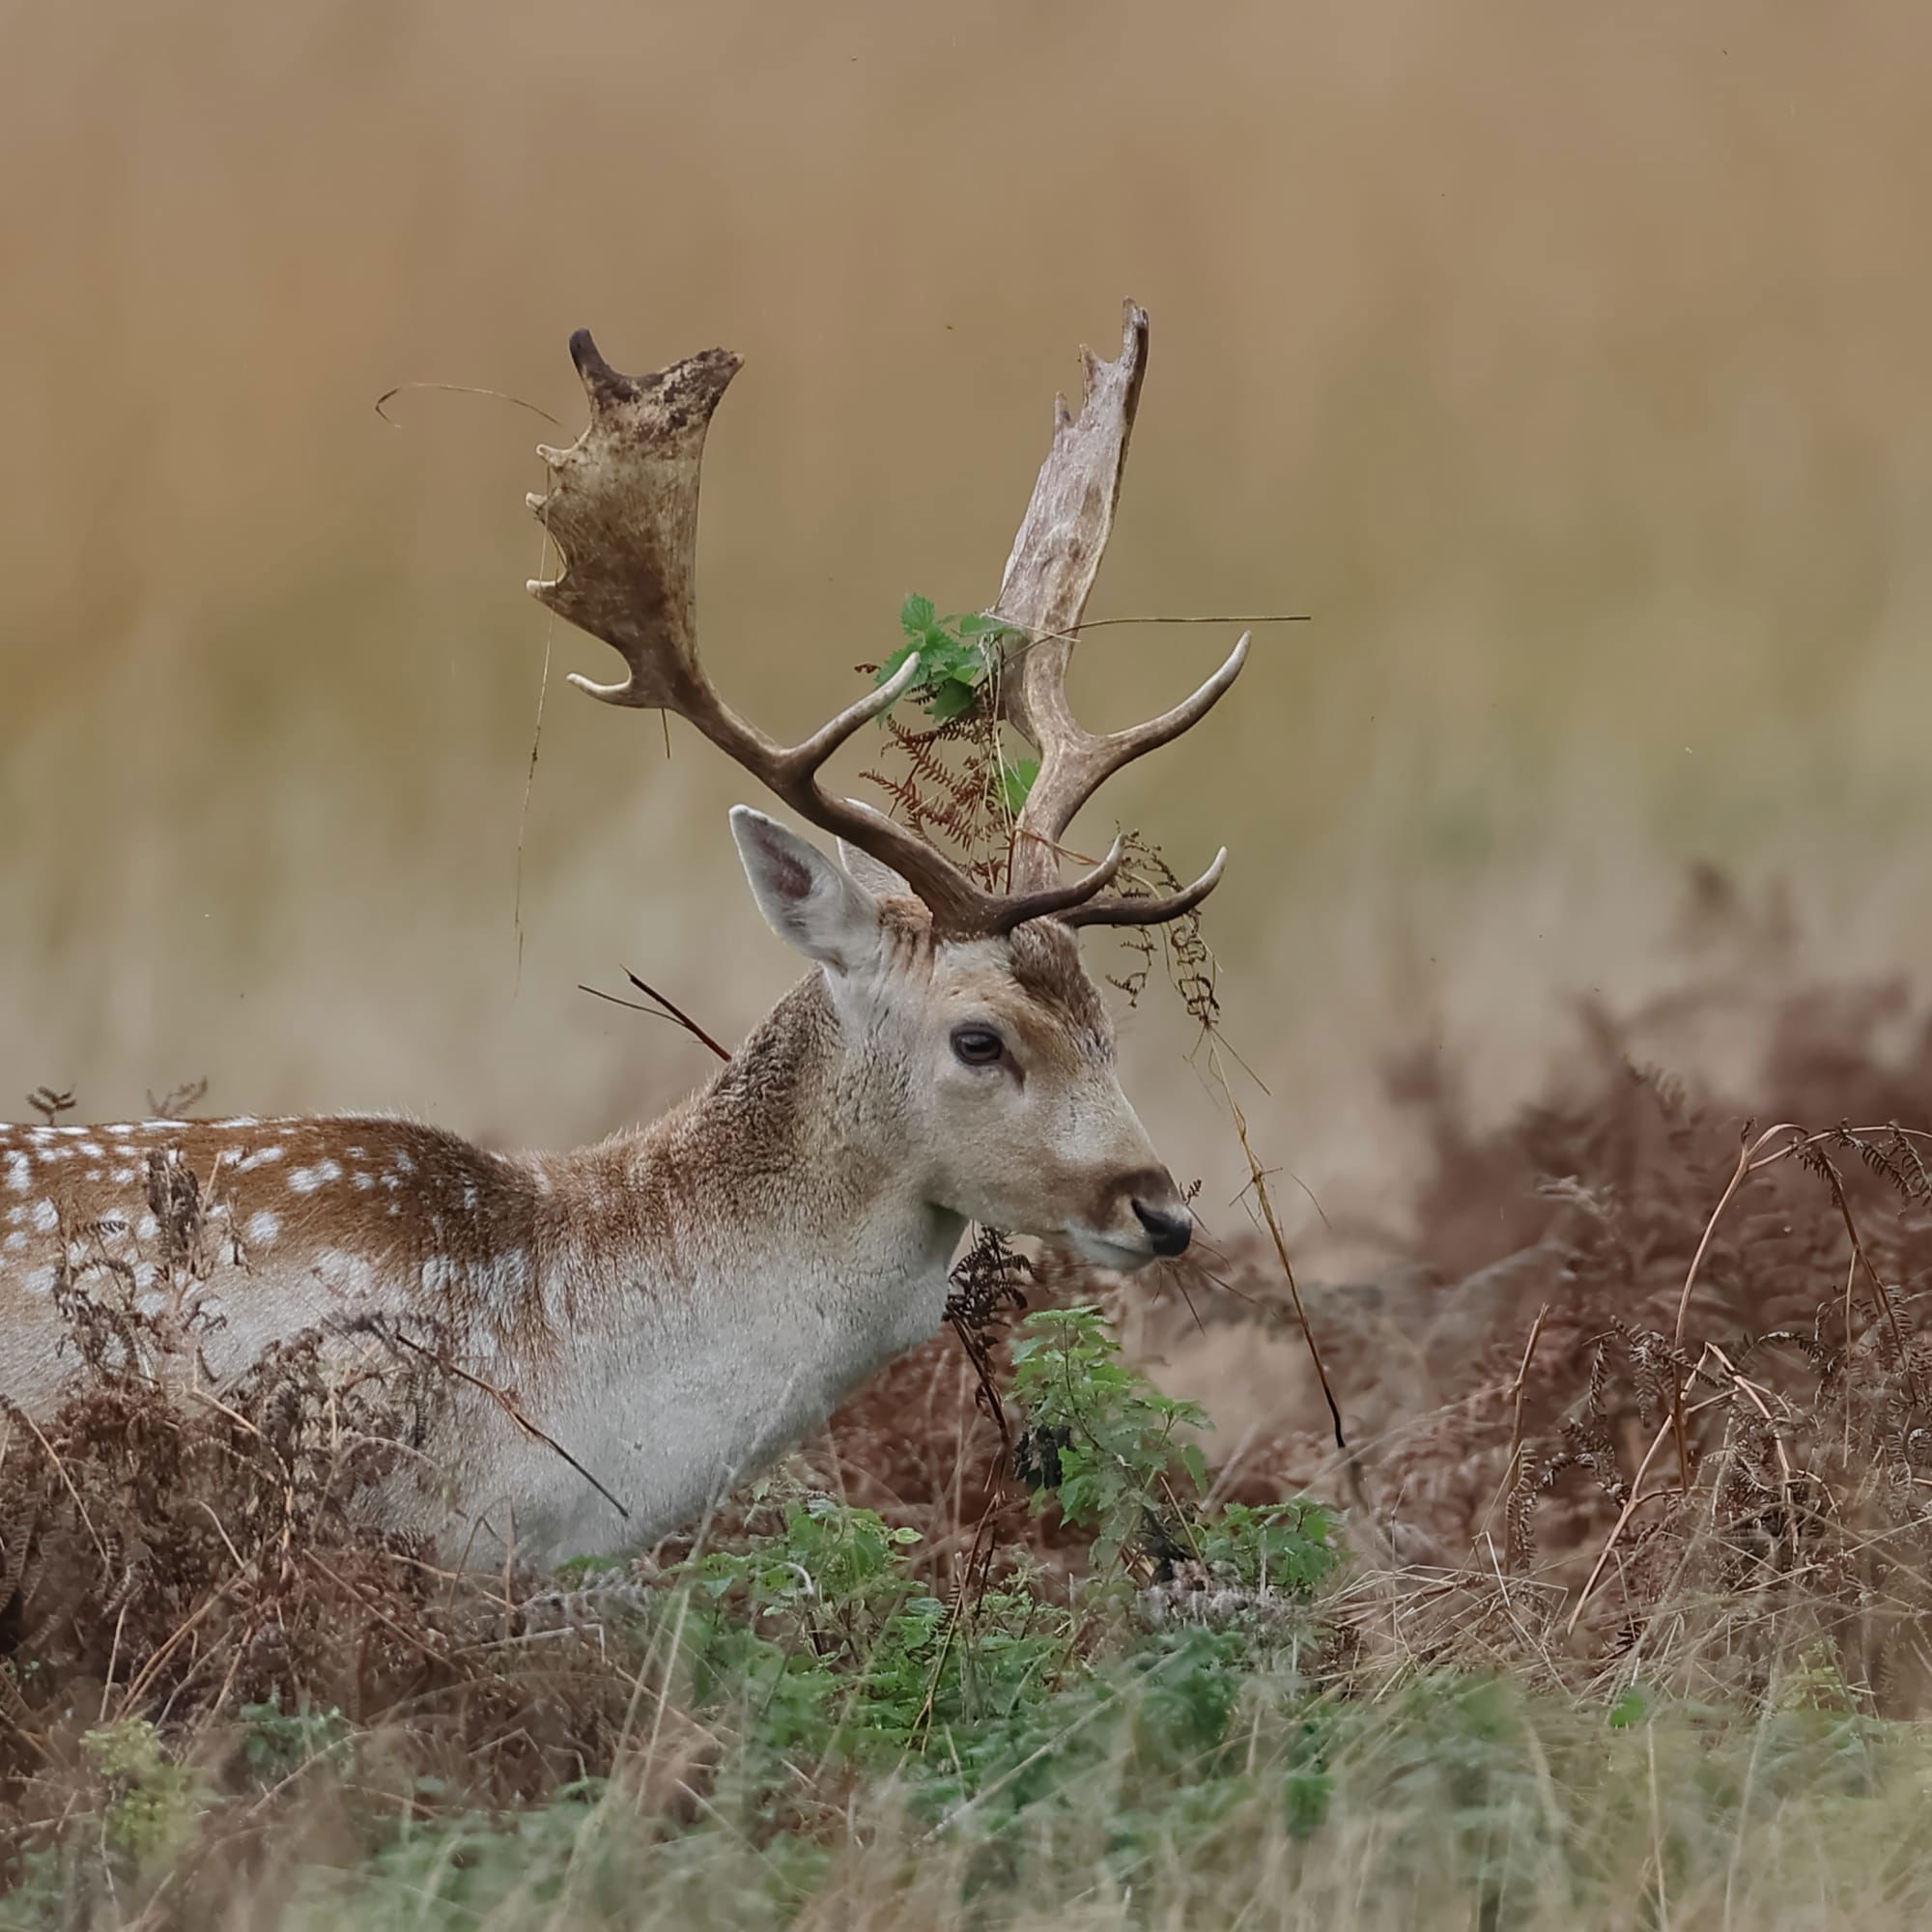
[0,1115,554,1411]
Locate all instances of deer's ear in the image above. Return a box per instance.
[730,808,884,977]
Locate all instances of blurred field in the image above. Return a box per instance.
[7,0,1932,1256]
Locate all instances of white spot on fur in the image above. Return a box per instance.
[216,1117,261,1129]
[460,1180,479,1210]
[132,1261,158,1291]
[238,1146,284,1172]
[353,1171,374,1191]
[30,1200,57,1234]
[136,1213,159,1240]
[112,1167,135,1185]
[288,1158,343,1195]
[79,1141,102,1158]
[244,1209,281,1248]
[23,1267,55,1295]
[3,1233,24,1253]
[5,1153,30,1193]
[315,1248,374,1297]
[392,1151,416,1175]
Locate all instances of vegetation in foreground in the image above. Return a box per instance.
[9,1290,1932,1932]
[9,910,1932,1925]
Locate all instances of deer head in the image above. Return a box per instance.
[527,303,1244,1268]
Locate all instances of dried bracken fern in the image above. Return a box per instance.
[1176,896,1932,1713]
[856,691,1015,895]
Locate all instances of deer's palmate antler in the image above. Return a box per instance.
[527,306,1243,933]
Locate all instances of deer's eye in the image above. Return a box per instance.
[951,1024,1006,1068]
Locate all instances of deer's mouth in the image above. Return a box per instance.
[1065,1228,1160,1274]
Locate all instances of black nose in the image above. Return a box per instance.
[1131,1197,1193,1258]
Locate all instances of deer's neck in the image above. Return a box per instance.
[503,975,957,1557]
[543,974,953,1291]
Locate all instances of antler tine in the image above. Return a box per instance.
[1061,845,1227,928]
[986,836,1124,935]
[1018,629,1250,858]
[988,301,1247,923]
[526,329,997,933]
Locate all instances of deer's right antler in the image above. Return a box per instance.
[990,303,1248,927]
[528,329,1143,938]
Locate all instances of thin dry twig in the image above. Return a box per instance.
[1214,1061,1345,1452]
[373,381,562,428]
[576,970,735,1066]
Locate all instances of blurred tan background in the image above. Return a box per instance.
[6,0,1931,1268]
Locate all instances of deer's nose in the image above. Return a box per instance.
[1131,1196,1193,1258]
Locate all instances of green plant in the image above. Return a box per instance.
[875,594,1017,724]
[8,1717,216,1922]
[81,1720,206,1864]
[685,1493,928,1653]
[1009,1304,1210,1574]
[1197,1499,1341,1596]
[874,593,1037,808]
[237,1697,350,1782]
[673,1495,948,1804]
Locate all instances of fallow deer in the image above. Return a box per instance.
[0,303,1248,1564]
